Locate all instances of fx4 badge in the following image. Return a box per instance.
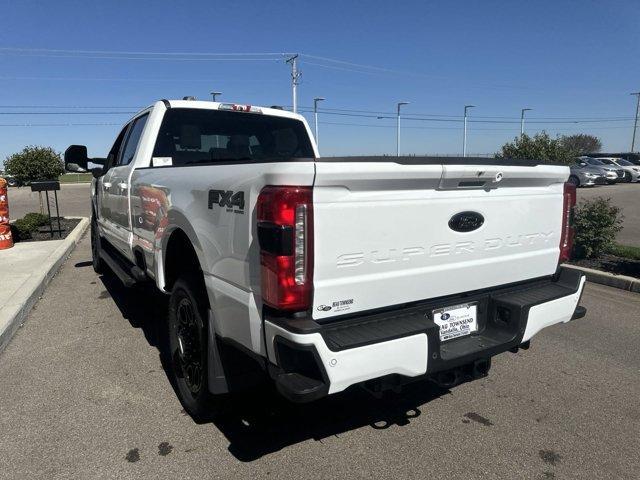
[208,190,245,214]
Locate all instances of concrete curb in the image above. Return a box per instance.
[564,264,640,293]
[0,217,89,354]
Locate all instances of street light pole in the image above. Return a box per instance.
[286,54,301,113]
[520,108,532,136]
[313,97,325,150]
[463,105,475,157]
[631,93,640,152]
[396,102,409,157]
[210,91,222,102]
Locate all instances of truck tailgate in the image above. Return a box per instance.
[311,160,569,320]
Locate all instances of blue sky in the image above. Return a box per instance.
[1,0,639,163]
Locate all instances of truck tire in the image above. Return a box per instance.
[90,217,105,274]
[168,274,215,421]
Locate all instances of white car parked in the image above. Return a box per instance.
[594,157,640,182]
[64,99,586,419]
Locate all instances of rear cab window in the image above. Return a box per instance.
[152,108,314,166]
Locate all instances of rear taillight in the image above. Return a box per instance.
[559,182,576,263]
[257,186,313,311]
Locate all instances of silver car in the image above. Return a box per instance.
[580,157,625,183]
[569,164,607,187]
[595,157,640,182]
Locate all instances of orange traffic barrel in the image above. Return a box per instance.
[0,177,14,249]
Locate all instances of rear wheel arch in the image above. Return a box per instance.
[162,228,208,303]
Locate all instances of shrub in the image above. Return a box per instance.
[4,146,64,185]
[573,197,623,259]
[11,219,34,240]
[22,212,49,227]
[9,212,50,241]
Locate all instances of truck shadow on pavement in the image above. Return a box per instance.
[98,270,450,462]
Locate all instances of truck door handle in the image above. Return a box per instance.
[103,182,112,190]
[117,182,128,190]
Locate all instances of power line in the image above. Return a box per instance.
[0,47,289,57]
[0,103,633,122]
[302,109,636,125]
[295,105,636,121]
[0,53,282,61]
[300,54,533,90]
[0,75,280,83]
[1,119,631,131]
[0,46,530,90]
[301,54,412,75]
[0,108,634,127]
[319,121,635,131]
[300,61,391,76]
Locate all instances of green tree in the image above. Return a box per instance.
[4,146,65,185]
[559,134,602,155]
[497,132,575,165]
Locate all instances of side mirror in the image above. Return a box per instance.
[64,145,89,171]
[65,145,107,177]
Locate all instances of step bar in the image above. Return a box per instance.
[98,238,147,287]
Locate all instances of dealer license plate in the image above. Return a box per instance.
[432,302,478,342]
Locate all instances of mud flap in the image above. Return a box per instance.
[207,310,229,394]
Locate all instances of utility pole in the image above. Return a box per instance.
[631,93,640,152]
[286,54,301,113]
[210,91,222,101]
[520,108,532,136]
[396,102,409,157]
[463,105,475,157]
[313,97,325,151]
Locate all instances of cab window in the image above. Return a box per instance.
[118,114,149,166]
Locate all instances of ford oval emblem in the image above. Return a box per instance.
[449,211,484,232]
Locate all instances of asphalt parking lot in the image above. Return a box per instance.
[0,234,639,479]
[7,183,91,219]
[7,180,639,245]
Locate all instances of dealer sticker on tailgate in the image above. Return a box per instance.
[432,302,478,342]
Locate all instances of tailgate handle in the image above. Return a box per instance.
[458,180,486,188]
[440,170,504,190]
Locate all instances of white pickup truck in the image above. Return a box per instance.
[65,99,586,419]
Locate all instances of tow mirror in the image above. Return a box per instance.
[64,145,89,170]
[64,145,106,177]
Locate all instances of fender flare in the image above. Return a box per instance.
[157,209,208,291]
